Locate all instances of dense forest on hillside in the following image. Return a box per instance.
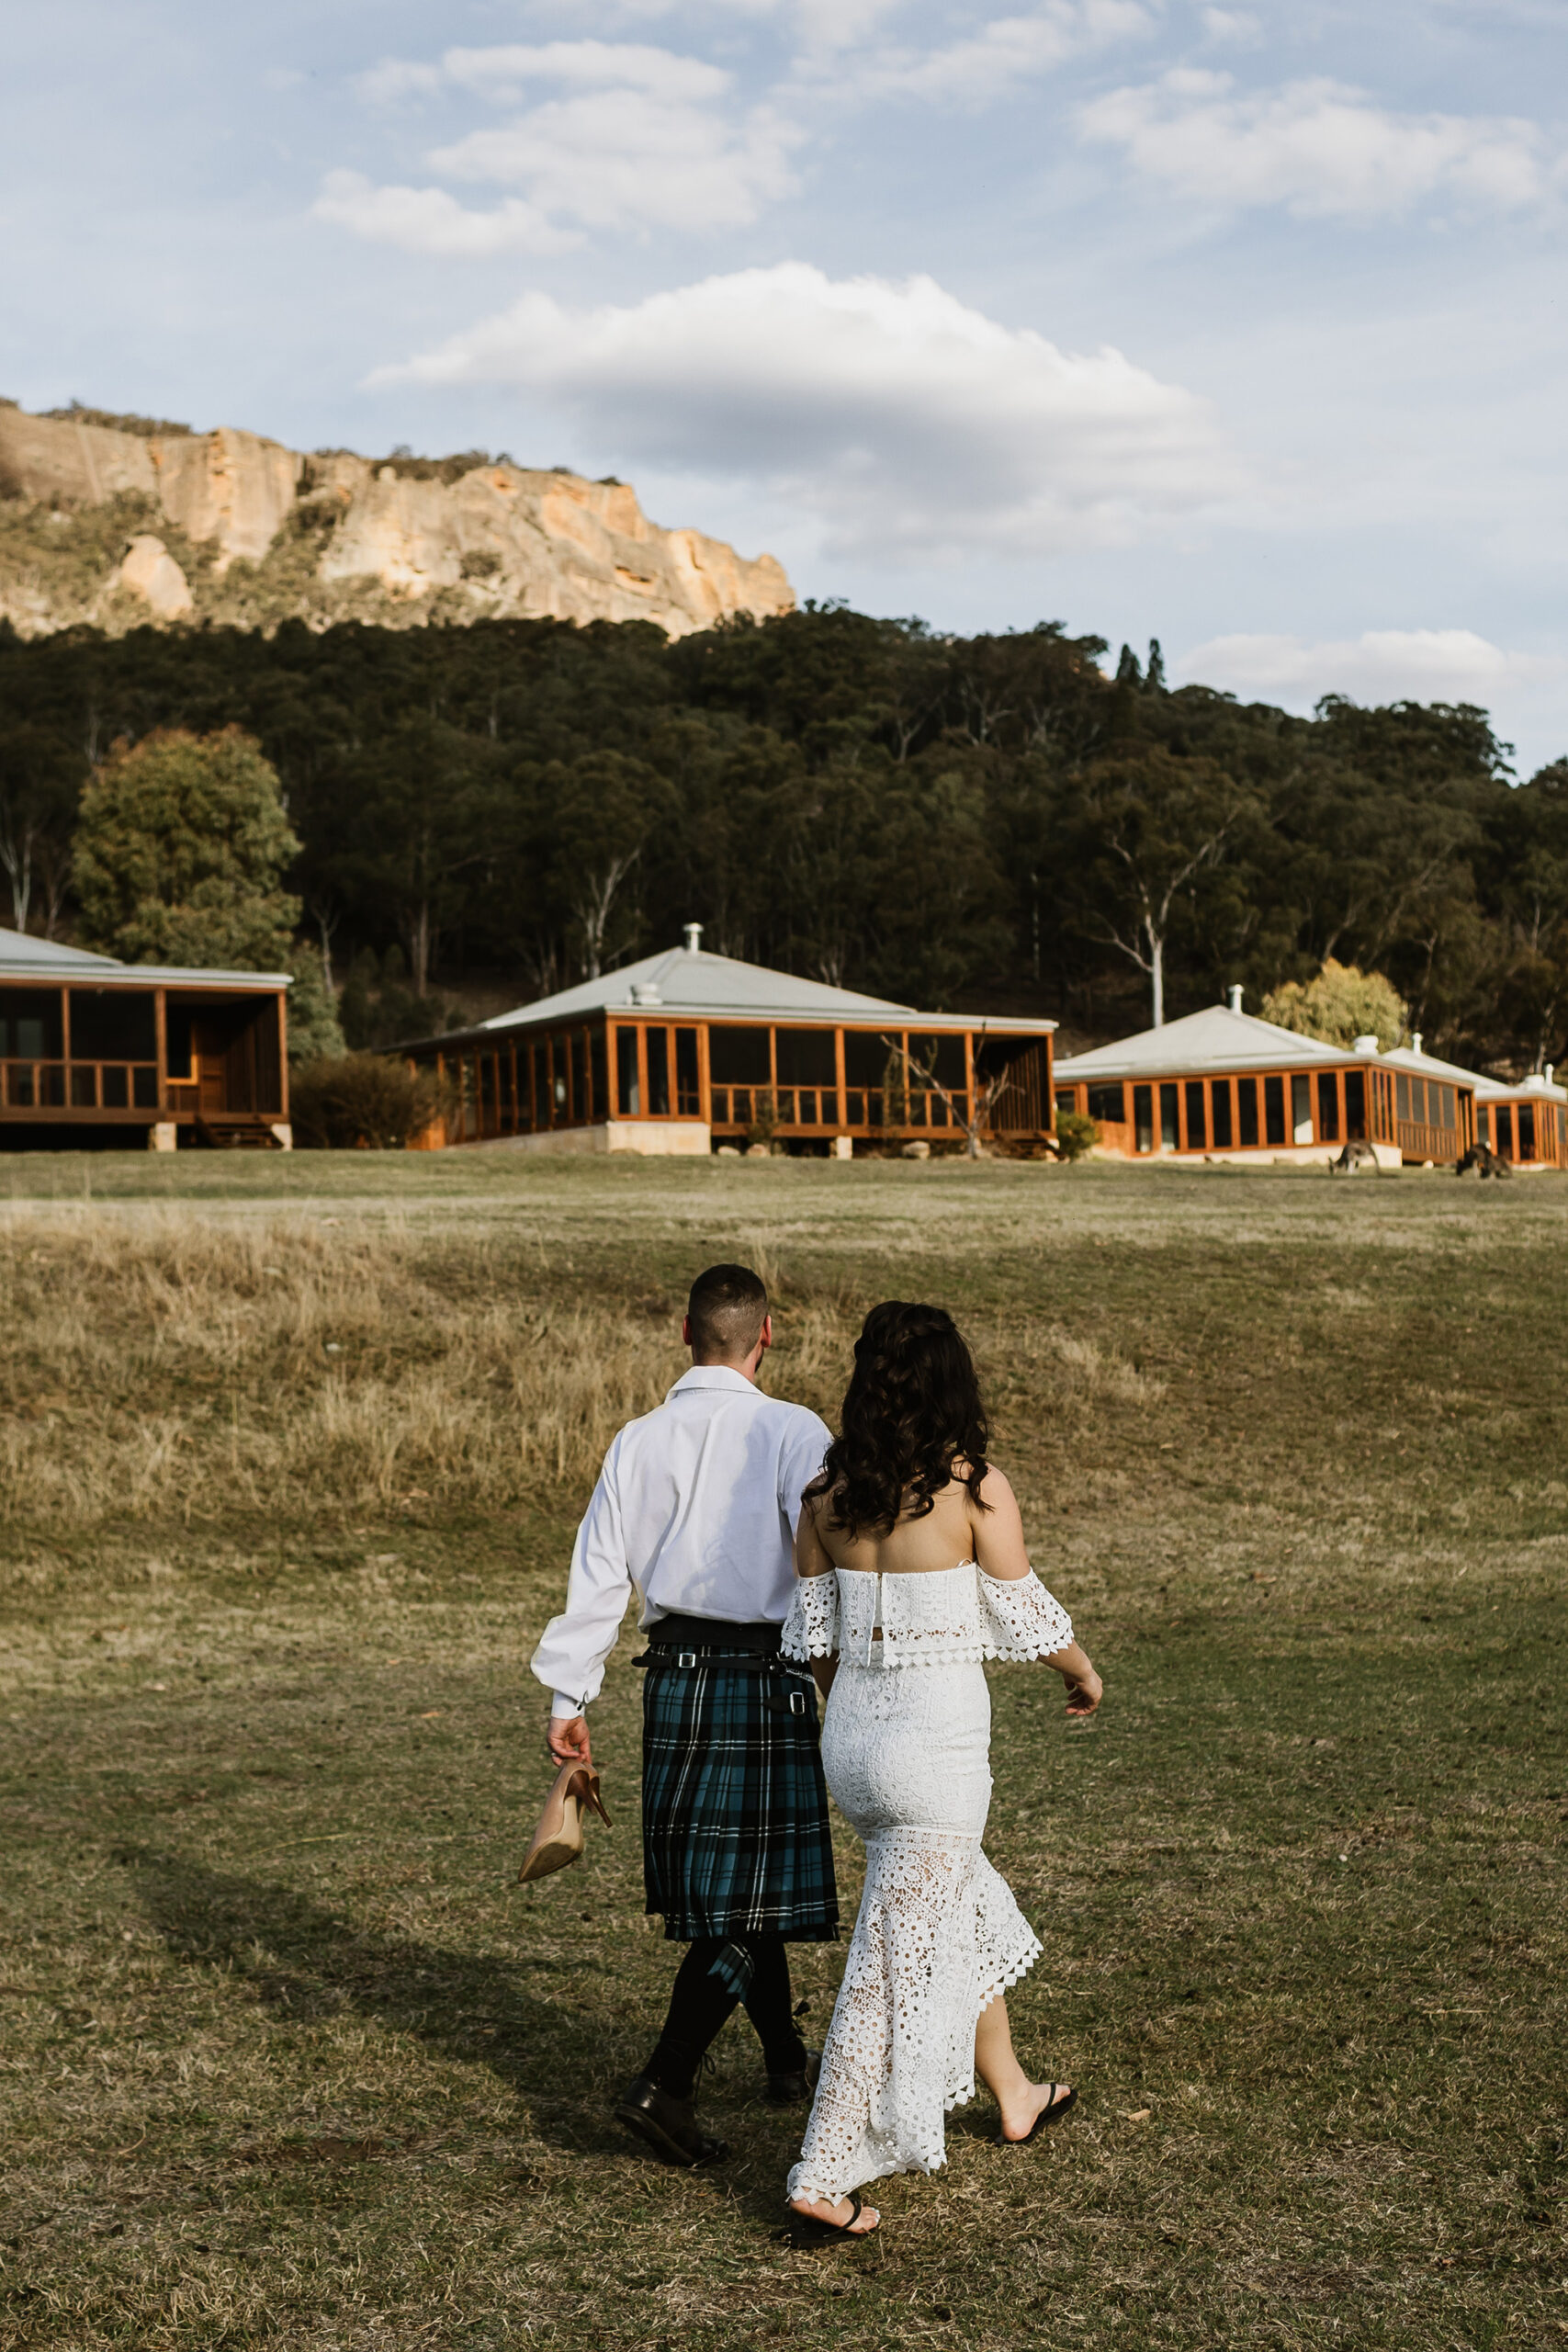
[1,606,1564,1071]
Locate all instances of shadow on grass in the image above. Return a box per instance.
[112,1841,649,2164]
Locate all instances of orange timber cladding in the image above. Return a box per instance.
[416,1016,1052,1147]
[1479,1093,1568,1168]
[1058,1061,1474,1160]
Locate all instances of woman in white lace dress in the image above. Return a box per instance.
[780,1302,1102,2245]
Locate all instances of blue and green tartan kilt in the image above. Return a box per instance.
[641,1656,840,1945]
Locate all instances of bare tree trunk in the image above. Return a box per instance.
[406,902,432,996]
[0,820,32,933]
[1149,923,1165,1026]
[572,850,638,980]
[309,898,341,995]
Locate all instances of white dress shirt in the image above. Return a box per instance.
[531,1363,832,1715]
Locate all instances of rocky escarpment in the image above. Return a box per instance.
[0,402,795,640]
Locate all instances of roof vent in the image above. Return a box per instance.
[1353,1033,1380,1056]
[1547,1064,1556,1087]
[1226,984,1243,1013]
[682,922,703,954]
[1409,1032,1423,1057]
[630,981,662,1007]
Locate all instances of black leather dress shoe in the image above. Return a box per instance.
[764,2046,822,2106]
[614,2075,729,2166]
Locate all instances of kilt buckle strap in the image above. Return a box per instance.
[677,1650,698,1669]
[790,1689,807,1716]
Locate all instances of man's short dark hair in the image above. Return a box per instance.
[688,1263,768,1361]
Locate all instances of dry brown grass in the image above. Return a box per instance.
[2,1157,1564,2352]
[0,1207,1159,1550]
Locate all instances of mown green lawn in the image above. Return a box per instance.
[1,1152,1563,2350]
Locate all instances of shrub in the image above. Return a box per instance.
[1053,1109,1100,1161]
[290,1053,446,1149]
[1260,959,1405,1052]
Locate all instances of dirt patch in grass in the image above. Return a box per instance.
[1,1156,1564,2348]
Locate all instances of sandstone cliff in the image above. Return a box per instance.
[0,402,795,640]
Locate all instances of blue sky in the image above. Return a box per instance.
[5,0,1567,771]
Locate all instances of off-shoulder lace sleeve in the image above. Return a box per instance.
[976,1568,1073,1661]
[781,1572,839,1661]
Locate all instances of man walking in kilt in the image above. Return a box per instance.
[532,1263,838,2166]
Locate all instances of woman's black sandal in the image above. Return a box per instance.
[994,2084,1077,2145]
[788,2192,878,2246]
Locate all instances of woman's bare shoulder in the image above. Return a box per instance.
[956,1458,1018,1509]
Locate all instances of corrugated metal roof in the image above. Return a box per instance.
[1377,1043,1485,1087]
[0,926,291,989]
[1474,1071,1568,1102]
[1055,1003,1364,1080]
[478,941,1055,1036]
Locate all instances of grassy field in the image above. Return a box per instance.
[1,1149,1564,2352]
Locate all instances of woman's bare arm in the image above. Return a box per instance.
[794,1496,839,1702]
[972,1466,1102,1713]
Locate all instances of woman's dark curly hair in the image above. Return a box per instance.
[806,1301,991,1537]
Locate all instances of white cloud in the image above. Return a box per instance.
[371,262,1247,559]
[1080,70,1562,217]
[430,94,799,232]
[1199,7,1261,45]
[1177,628,1565,707]
[437,41,731,104]
[335,39,800,241]
[311,171,579,257]
[815,1,1156,104]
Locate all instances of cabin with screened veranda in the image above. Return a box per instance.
[0,927,291,1150]
[1053,995,1482,1169]
[1473,1069,1567,1170]
[398,926,1056,1155]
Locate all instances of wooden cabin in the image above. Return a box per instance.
[1474,1069,1567,1170]
[400,926,1055,1155]
[1054,1002,1477,1168]
[0,927,291,1150]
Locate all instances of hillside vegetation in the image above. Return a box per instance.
[2,606,1565,1074]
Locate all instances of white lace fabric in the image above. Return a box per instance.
[783,1561,1070,2207]
[781,1560,1073,1669]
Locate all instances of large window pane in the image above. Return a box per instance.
[908,1032,965,1088]
[615,1026,640,1115]
[102,1067,129,1108]
[1317,1071,1339,1139]
[1238,1078,1259,1148]
[1184,1080,1206,1149]
[709,1025,772,1085]
[1345,1069,1366,1140]
[1292,1073,1313,1144]
[1518,1102,1536,1159]
[1211,1079,1233,1148]
[591,1030,608,1124]
[571,1034,589,1123]
[844,1031,891,1087]
[1159,1083,1179,1149]
[675,1027,700,1115]
[1087,1082,1124,1124]
[0,989,63,1060]
[132,1067,159,1109]
[775,1026,838,1085]
[647,1028,670,1115]
[1134,1084,1154,1152]
[1264,1074,1285,1145]
[70,989,156,1061]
